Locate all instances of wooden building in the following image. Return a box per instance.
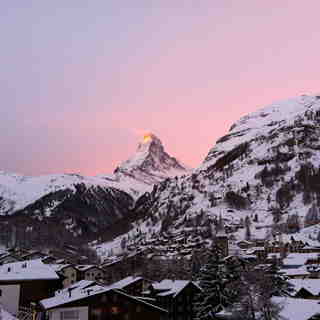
[75,265,105,282]
[39,281,168,320]
[0,260,63,315]
[147,280,201,320]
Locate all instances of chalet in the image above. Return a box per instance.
[146,279,201,320]
[50,264,79,288]
[39,281,168,320]
[0,260,63,315]
[75,265,105,282]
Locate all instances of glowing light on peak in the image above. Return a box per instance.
[143,133,152,143]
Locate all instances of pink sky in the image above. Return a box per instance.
[1,2,320,175]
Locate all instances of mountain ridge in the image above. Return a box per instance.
[96,93,320,262]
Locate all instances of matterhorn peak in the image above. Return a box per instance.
[114,133,189,185]
[137,133,163,153]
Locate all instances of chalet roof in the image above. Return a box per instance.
[279,266,310,277]
[75,265,102,272]
[0,253,21,262]
[40,282,167,314]
[41,283,107,309]
[246,247,265,254]
[110,276,143,289]
[283,253,319,266]
[236,240,252,245]
[289,279,320,296]
[0,259,59,282]
[49,264,75,272]
[272,297,320,320]
[153,280,197,298]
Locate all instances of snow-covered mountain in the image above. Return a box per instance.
[0,133,189,245]
[97,94,320,261]
[113,133,189,185]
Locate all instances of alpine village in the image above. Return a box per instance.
[4,95,320,320]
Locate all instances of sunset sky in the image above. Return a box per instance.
[1,1,320,176]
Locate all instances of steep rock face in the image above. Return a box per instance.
[131,95,320,245]
[114,133,188,185]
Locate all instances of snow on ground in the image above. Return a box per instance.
[203,95,320,169]
[0,170,150,215]
[0,308,18,320]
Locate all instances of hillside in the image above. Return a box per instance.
[97,94,320,261]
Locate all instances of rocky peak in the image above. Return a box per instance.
[114,133,188,184]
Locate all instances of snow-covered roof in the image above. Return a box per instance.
[246,247,265,254]
[1,308,18,320]
[280,266,310,277]
[283,253,319,266]
[49,264,73,272]
[75,265,100,272]
[110,276,143,289]
[0,259,59,281]
[41,280,167,313]
[41,284,107,309]
[153,280,192,297]
[290,279,320,296]
[273,297,320,320]
[267,253,282,259]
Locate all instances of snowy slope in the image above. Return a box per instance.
[0,133,188,216]
[0,171,137,215]
[96,94,320,260]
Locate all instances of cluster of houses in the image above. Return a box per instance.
[0,258,201,320]
[2,230,320,319]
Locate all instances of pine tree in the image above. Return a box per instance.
[194,244,238,319]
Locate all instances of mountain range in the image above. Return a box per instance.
[97,94,320,260]
[2,94,320,255]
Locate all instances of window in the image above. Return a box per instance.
[60,310,79,320]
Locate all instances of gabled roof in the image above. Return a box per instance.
[110,276,143,289]
[40,282,167,314]
[152,280,199,298]
[0,259,59,282]
[289,279,320,296]
[40,283,107,309]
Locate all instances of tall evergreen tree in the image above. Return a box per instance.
[194,244,239,320]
